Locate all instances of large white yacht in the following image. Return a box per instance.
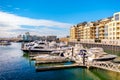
[21,41,68,53]
[63,45,117,63]
[87,47,117,61]
[21,41,56,52]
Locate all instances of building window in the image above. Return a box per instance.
[117,22,120,26]
[113,28,115,31]
[113,32,115,35]
[115,14,119,21]
[109,28,112,31]
[113,23,115,26]
[110,33,112,35]
[117,32,119,35]
[104,33,108,36]
[117,37,119,39]
[117,27,120,30]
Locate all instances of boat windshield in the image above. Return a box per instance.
[39,43,45,45]
[34,47,44,49]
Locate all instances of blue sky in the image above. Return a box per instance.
[0,0,120,37]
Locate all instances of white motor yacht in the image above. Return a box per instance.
[87,47,117,61]
[21,41,55,52]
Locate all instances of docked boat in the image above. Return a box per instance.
[21,41,68,53]
[63,44,86,62]
[50,50,64,56]
[21,41,55,52]
[0,41,11,46]
[32,53,67,64]
[87,47,117,61]
[63,45,117,63]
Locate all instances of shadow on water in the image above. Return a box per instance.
[35,61,74,68]
[23,52,29,58]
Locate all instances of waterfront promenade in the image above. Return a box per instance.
[69,42,120,52]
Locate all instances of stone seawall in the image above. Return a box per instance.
[68,42,120,51]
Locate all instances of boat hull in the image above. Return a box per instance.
[94,57,116,61]
[22,49,53,53]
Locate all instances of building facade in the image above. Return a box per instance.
[69,26,78,42]
[70,12,120,45]
[102,12,120,45]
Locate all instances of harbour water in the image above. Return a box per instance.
[0,43,120,80]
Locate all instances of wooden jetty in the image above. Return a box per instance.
[36,63,86,72]
[35,57,69,64]
[35,60,120,73]
[35,60,69,64]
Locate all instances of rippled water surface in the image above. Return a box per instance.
[0,43,120,80]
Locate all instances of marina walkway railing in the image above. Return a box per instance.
[90,61,120,73]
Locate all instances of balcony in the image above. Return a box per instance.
[116,22,120,26]
[98,24,104,27]
[99,30,104,33]
[99,34,104,36]
[99,30,104,32]
[99,27,104,30]
[116,27,120,31]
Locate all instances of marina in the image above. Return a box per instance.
[0,0,120,80]
[21,41,120,73]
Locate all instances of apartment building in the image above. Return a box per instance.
[95,18,111,42]
[82,22,96,43]
[77,22,86,41]
[69,12,120,45]
[69,26,78,42]
[102,12,120,45]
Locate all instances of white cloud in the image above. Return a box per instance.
[0,11,72,37]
